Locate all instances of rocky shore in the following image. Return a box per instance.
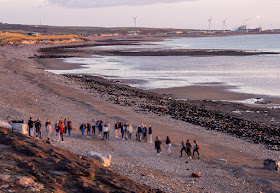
[64,74,280,151]
[35,39,280,58]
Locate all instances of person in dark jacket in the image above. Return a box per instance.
[180,139,187,157]
[142,125,147,142]
[28,117,34,137]
[91,119,96,136]
[35,118,42,139]
[137,124,142,141]
[148,125,153,143]
[67,118,72,136]
[87,122,91,137]
[80,123,86,138]
[155,136,162,154]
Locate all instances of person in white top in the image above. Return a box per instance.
[46,122,52,142]
[102,122,110,140]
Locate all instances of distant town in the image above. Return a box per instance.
[0,22,279,39]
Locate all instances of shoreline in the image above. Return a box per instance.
[62,74,280,150]
[36,40,280,151]
[38,55,280,106]
[37,40,280,107]
[1,41,280,192]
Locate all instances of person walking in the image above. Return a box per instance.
[193,140,199,158]
[67,118,72,136]
[155,136,162,155]
[127,124,133,140]
[28,117,34,137]
[45,119,52,142]
[180,139,188,157]
[91,119,96,135]
[186,139,192,158]
[87,122,91,137]
[35,118,42,139]
[166,136,172,156]
[148,125,153,143]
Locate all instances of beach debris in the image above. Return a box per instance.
[0,120,12,129]
[218,158,227,162]
[264,159,280,171]
[192,173,201,178]
[88,151,112,167]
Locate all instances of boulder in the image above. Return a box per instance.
[192,172,201,178]
[0,120,12,129]
[12,123,28,135]
[88,151,112,167]
[264,159,280,171]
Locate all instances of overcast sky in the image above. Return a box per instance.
[0,0,279,30]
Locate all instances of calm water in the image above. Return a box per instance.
[48,34,280,97]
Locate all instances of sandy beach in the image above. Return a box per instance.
[0,42,279,192]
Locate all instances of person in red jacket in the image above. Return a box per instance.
[59,122,64,142]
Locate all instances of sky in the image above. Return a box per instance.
[0,0,279,30]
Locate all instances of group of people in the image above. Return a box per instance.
[28,117,73,143]
[114,121,153,143]
[154,136,200,158]
[154,136,172,156]
[180,139,200,159]
[27,117,43,139]
[26,117,200,159]
[78,120,154,143]
[79,119,110,140]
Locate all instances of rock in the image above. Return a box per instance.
[0,120,12,129]
[264,159,280,171]
[88,151,112,167]
[11,123,28,135]
[192,173,201,178]
[18,177,34,186]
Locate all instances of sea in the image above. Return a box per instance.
[47,34,280,98]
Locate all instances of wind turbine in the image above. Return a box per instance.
[132,16,137,28]
[223,18,227,33]
[208,17,212,33]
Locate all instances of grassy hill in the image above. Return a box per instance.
[0,31,84,45]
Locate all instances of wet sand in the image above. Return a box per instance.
[152,84,280,105]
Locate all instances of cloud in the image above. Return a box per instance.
[47,0,194,8]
